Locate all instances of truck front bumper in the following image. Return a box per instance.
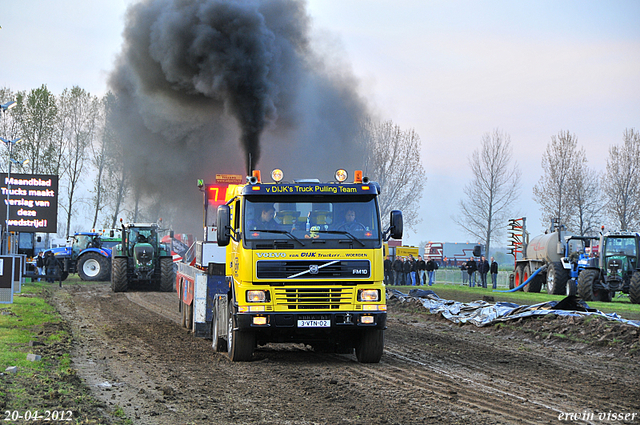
[235,311,386,334]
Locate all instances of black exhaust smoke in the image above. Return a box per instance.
[108,0,369,233]
[112,0,288,174]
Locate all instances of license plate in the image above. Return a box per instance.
[297,319,331,328]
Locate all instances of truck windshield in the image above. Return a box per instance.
[244,196,380,244]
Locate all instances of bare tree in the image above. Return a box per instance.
[603,128,640,231]
[568,164,604,236]
[357,119,425,231]
[454,129,521,256]
[98,93,132,228]
[89,95,110,229]
[533,130,584,231]
[57,87,100,236]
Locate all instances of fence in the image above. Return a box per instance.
[394,269,512,288]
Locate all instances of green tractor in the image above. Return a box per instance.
[110,222,175,293]
[577,231,640,303]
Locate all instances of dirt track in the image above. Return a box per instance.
[53,283,640,425]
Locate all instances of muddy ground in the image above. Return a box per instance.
[30,283,640,424]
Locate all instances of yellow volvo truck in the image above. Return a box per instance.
[214,168,403,362]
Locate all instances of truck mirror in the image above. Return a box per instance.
[473,245,482,257]
[217,205,231,246]
[389,210,403,240]
[170,230,174,238]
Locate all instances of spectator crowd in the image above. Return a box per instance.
[384,252,500,289]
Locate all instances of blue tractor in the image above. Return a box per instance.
[48,232,119,281]
[560,235,598,296]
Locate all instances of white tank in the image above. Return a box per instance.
[526,231,565,263]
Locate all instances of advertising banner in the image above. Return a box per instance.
[0,173,58,233]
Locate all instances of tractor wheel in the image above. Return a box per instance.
[111,257,129,292]
[629,272,640,304]
[159,258,175,292]
[514,265,525,290]
[546,262,569,295]
[60,271,69,281]
[598,290,612,302]
[211,305,227,352]
[78,252,110,281]
[577,269,599,301]
[227,301,255,361]
[565,278,577,296]
[355,329,384,363]
[522,265,542,292]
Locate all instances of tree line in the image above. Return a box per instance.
[457,128,640,255]
[1,85,427,238]
[0,85,135,236]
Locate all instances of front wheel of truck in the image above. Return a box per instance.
[227,303,254,361]
[355,329,384,363]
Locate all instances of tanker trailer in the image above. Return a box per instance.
[512,230,568,293]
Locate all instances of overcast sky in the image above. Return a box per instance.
[1,0,639,248]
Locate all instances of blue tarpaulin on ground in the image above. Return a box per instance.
[388,289,640,328]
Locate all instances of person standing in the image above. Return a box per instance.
[478,255,490,289]
[466,257,477,287]
[392,256,403,285]
[45,251,58,283]
[426,257,435,286]
[384,255,393,286]
[408,255,418,285]
[36,251,45,281]
[417,256,426,286]
[403,256,412,286]
[490,257,499,289]
[460,261,468,284]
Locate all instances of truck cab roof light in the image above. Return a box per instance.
[249,170,262,184]
[354,170,363,183]
[335,169,348,182]
[271,168,284,182]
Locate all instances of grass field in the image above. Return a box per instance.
[391,282,640,321]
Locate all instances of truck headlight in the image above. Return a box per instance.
[358,289,379,302]
[246,290,269,303]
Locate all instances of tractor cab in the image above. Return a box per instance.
[601,235,639,288]
[71,233,101,256]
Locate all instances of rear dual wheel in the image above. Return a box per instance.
[522,265,542,293]
[182,299,193,330]
[211,304,227,352]
[546,262,569,295]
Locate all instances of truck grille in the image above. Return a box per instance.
[273,287,353,310]
[256,260,370,279]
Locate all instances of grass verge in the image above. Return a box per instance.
[0,279,131,424]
